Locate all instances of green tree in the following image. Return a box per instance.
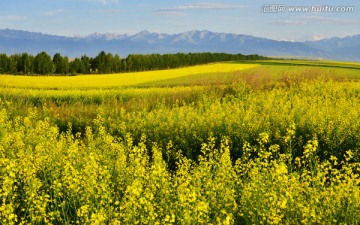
[70,58,82,74]
[22,53,34,74]
[105,53,114,73]
[53,53,70,74]
[80,55,91,74]
[12,54,22,74]
[112,54,122,73]
[34,52,54,75]
[0,54,17,74]
[0,54,8,74]
[7,56,17,74]
[93,51,113,74]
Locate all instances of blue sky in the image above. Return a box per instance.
[0,0,359,41]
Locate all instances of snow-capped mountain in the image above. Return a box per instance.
[85,32,127,40]
[0,29,359,61]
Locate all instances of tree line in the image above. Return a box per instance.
[0,51,269,75]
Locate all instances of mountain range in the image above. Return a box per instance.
[0,29,359,61]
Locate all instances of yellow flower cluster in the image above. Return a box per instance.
[0,104,359,224]
[0,76,359,224]
[0,63,258,89]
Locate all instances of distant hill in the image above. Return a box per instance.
[0,29,359,61]
[304,35,360,61]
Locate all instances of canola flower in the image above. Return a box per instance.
[0,99,360,224]
[0,75,359,224]
[0,63,258,89]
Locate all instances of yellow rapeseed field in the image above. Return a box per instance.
[0,63,258,89]
[0,61,359,224]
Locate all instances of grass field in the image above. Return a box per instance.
[0,60,360,224]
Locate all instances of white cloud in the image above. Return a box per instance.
[305,16,360,25]
[43,9,68,16]
[271,19,307,26]
[93,10,124,14]
[156,11,187,17]
[0,15,27,29]
[312,34,325,41]
[0,15,27,21]
[272,16,360,26]
[159,3,239,12]
[92,0,119,4]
